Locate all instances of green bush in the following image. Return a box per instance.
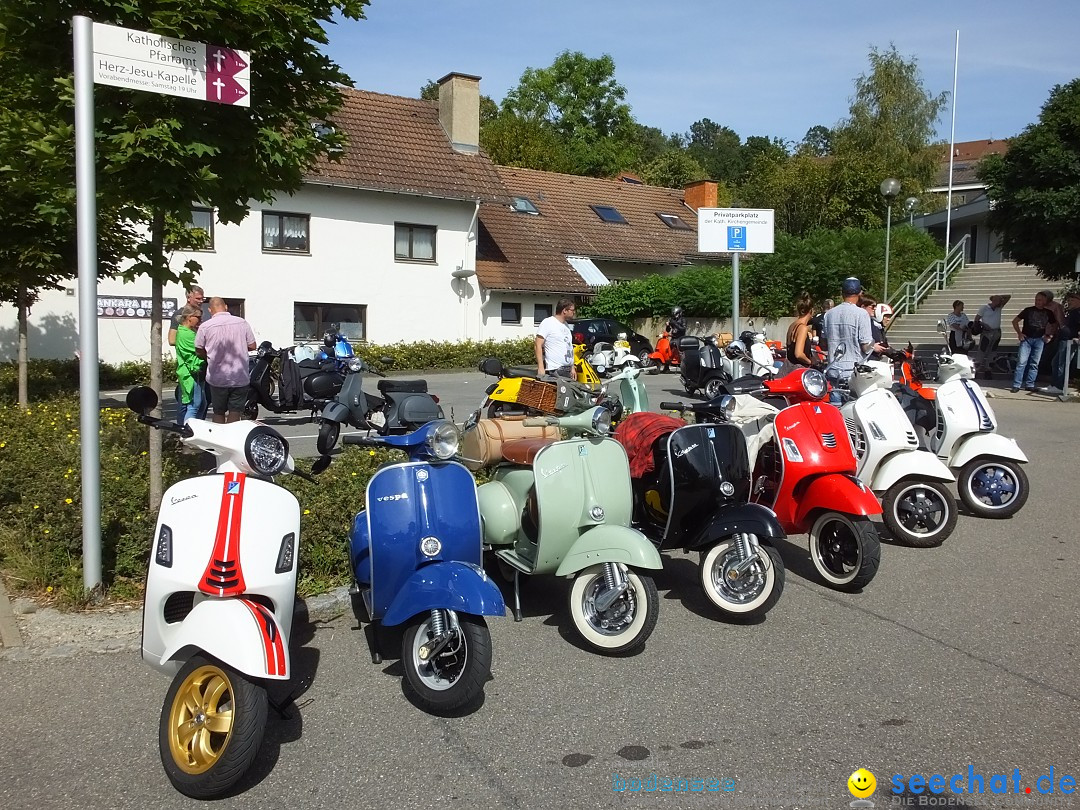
[0,358,177,403]
[353,337,535,371]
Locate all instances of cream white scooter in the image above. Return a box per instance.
[128,387,329,799]
[840,360,958,546]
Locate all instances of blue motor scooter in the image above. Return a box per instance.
[340,420,505,712]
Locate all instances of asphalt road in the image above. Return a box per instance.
[16,380,1078,810]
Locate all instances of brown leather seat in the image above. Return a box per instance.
[501,437,557,466]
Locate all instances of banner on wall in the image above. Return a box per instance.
[97,295,177,319]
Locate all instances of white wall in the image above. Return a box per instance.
[0,185,480,363]
[480,293,560,341]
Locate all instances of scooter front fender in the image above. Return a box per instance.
[870,451,955,493]
[554,525,663,576]
[321,400,350,423]
[381,561,506,627]
[794,474,882,527]
[948,433,1028,468]
[159,599,289,681]
[688,503,786,551]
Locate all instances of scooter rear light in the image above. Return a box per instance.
[155,524,173,568]
[430,394,440,403]
[275,532,296,574]
[574,332,585,343]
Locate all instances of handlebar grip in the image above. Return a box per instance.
[343,434,381,446]
[138,414,193,437]
[659,401,687,411]
[522,417,558,427]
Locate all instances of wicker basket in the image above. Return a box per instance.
[515,378,559,414]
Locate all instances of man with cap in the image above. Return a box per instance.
[821,277,885,401]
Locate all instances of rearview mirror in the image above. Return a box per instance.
[126,385,158,414]
[379,356,394,366]
[311,455,332,475]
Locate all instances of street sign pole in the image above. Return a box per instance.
[73,15,102,591]
[731,252,740,337]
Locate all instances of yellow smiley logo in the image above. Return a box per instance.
[848,768,876,798]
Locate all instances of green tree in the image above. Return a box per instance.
[639,150,706,188]
[981,79,1080,280]
[685,118,743,182]
[740,135,789,170]
[800,125,833,156]
[480,110,572,173]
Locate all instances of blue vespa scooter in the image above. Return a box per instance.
[339,420,505,711]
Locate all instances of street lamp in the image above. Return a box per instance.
[904,196,920,226]
[880,178,901,304]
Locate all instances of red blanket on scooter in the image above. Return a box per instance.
[614,412,688,478]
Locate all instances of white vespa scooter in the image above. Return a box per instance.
[587,332,642,377]
[127,387,329,799]
[897,325,1029,518]
[840,360,958,546]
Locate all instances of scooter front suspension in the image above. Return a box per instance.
[727,533,765,580]
[593,563,629,613]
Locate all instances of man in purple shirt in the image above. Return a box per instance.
[195,297,256,422]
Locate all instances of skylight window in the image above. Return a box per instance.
[657,212,692,230]
[511,196,539,215]
[590,205,627,224]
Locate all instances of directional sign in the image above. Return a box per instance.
[92,22,250,107]
[697,208,775,254]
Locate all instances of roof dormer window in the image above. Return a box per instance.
[590,205,627,224]
[657,212,692,230]
[511,196,540,215]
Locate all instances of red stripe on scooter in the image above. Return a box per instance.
[198,473,248,596]
[239,599,277,676]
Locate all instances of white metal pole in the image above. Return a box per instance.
[944,30,959,264]
[884,203,892,304]
[74,16,102,591]
[731,252,740,337]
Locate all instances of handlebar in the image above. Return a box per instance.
[659,401,688,411]
[137,414,194,438]
[343,434,383,446]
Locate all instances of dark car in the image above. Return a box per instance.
[570,318,654,365]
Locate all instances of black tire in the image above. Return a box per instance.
[242,397,259,421]
[808,512,881,592]
[568,565,659,656]
[487,401,528,419]
[683,382,696,395]
[402,612,491,712]
[882,479,957,547]
[957,458,1029,518]
[638,350,652,368]
[699,540,785,619]
[159,655,267,800]
[662,361,671,374]
[703,377,725,400]
[316,420,341,455]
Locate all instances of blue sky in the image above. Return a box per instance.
[324,0,1078,146]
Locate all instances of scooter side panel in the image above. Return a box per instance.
[775,402,859,475]
[381,561,505,626]
[792,474,882,527]
[476,481,521,548]
[157,598,290,680]
[870,451,955,492]
[948,433,1029,468]
[363,461,483,620]
[554,524,663,576]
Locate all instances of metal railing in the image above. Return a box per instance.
[891,234,970,320]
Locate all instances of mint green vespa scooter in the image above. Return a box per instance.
[476,406,662,655]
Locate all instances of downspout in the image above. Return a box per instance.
[465,200,479,341]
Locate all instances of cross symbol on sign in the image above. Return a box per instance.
[212,77,225,99]
[212,50,226,71]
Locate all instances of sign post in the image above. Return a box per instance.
[73,16,251,590]
[697,208,775,336]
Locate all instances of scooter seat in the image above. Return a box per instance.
[500,437,557,466]
[377,379,428,394]
[503,366,539,379]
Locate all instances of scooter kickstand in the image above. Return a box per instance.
[364,622,383,664]
[513,570,523,623]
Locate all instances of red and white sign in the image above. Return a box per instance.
[92,22,250,107]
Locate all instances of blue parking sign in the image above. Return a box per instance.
[727,226,747,251]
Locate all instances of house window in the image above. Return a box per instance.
[223,298,245,318]
[534,303,552,325]
[657,212,692,230]
[262,212,310,253]
[294,302,366,342]
[395,223,436,261]
[590,205,627,224]
[187,207,214,250]
[511,197,540,214]
[501,302,522,325]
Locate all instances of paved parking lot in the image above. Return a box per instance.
[17,375,1077,809]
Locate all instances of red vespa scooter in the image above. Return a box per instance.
[705,368,883,591]
[647,331,680,373]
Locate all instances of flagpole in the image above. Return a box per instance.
[944,29,959,266]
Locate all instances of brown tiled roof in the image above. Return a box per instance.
[305,87,507,202]
[932,138,1011,188]
[476,167,703,292]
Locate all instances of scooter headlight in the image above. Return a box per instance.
[719,395,736,419]
[802,369,827,399]
[245,426,289,475]
[592,407,613,435]
[426,421,461,460]
[346,356,365,372]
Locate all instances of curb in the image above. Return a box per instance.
[0,579,24,648]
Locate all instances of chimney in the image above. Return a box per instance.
[437,72,481,154]
[683,179,718,211]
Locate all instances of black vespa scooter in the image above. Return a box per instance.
[614,408,786,619]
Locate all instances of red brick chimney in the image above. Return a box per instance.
[683,180,718,211]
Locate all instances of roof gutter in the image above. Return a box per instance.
[303,177,487,204]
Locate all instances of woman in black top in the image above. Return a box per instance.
[786,292,815,367]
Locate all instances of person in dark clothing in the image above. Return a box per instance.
[1040,289,1080,394]
[810,298,834,352]
[1010,291,1058,392]
[786,292,816,367]
[859,294,889,359]
[666,307,687,340]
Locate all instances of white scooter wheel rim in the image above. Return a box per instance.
[570,565,648,649]
[409,615,468,692]
[700,540,775,613]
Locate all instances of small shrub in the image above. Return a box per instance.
[0,358,177,404]
[353,338,535,371]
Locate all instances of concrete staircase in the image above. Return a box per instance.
[886,261,1051,353]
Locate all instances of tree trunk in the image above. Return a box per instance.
[148,211,165,512]
[16,284,28,409]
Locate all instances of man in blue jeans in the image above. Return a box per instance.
[1039,290,1080,395]
[1010,291,1057,392]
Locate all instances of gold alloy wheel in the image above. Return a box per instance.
[166,663,235,774]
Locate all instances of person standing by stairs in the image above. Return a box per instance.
[1010,292,1058,393]
[973,294,1010,378]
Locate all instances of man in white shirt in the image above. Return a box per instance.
[973,294,1011,378]
[535,298,576,377]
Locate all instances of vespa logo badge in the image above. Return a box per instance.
[376,492,409,502]
[720,482,735,496]
[170,493,197,505]
[415,469,429,482]
[226,482,240,496]
[674,443,699,458]
[541,463,568,479]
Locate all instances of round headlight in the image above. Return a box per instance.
[346,357,364,372]
[720,395,736,418]
[426,421,461,460]
[592,407,612,435]
[245,427,289,475]
[802,369,827,399]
